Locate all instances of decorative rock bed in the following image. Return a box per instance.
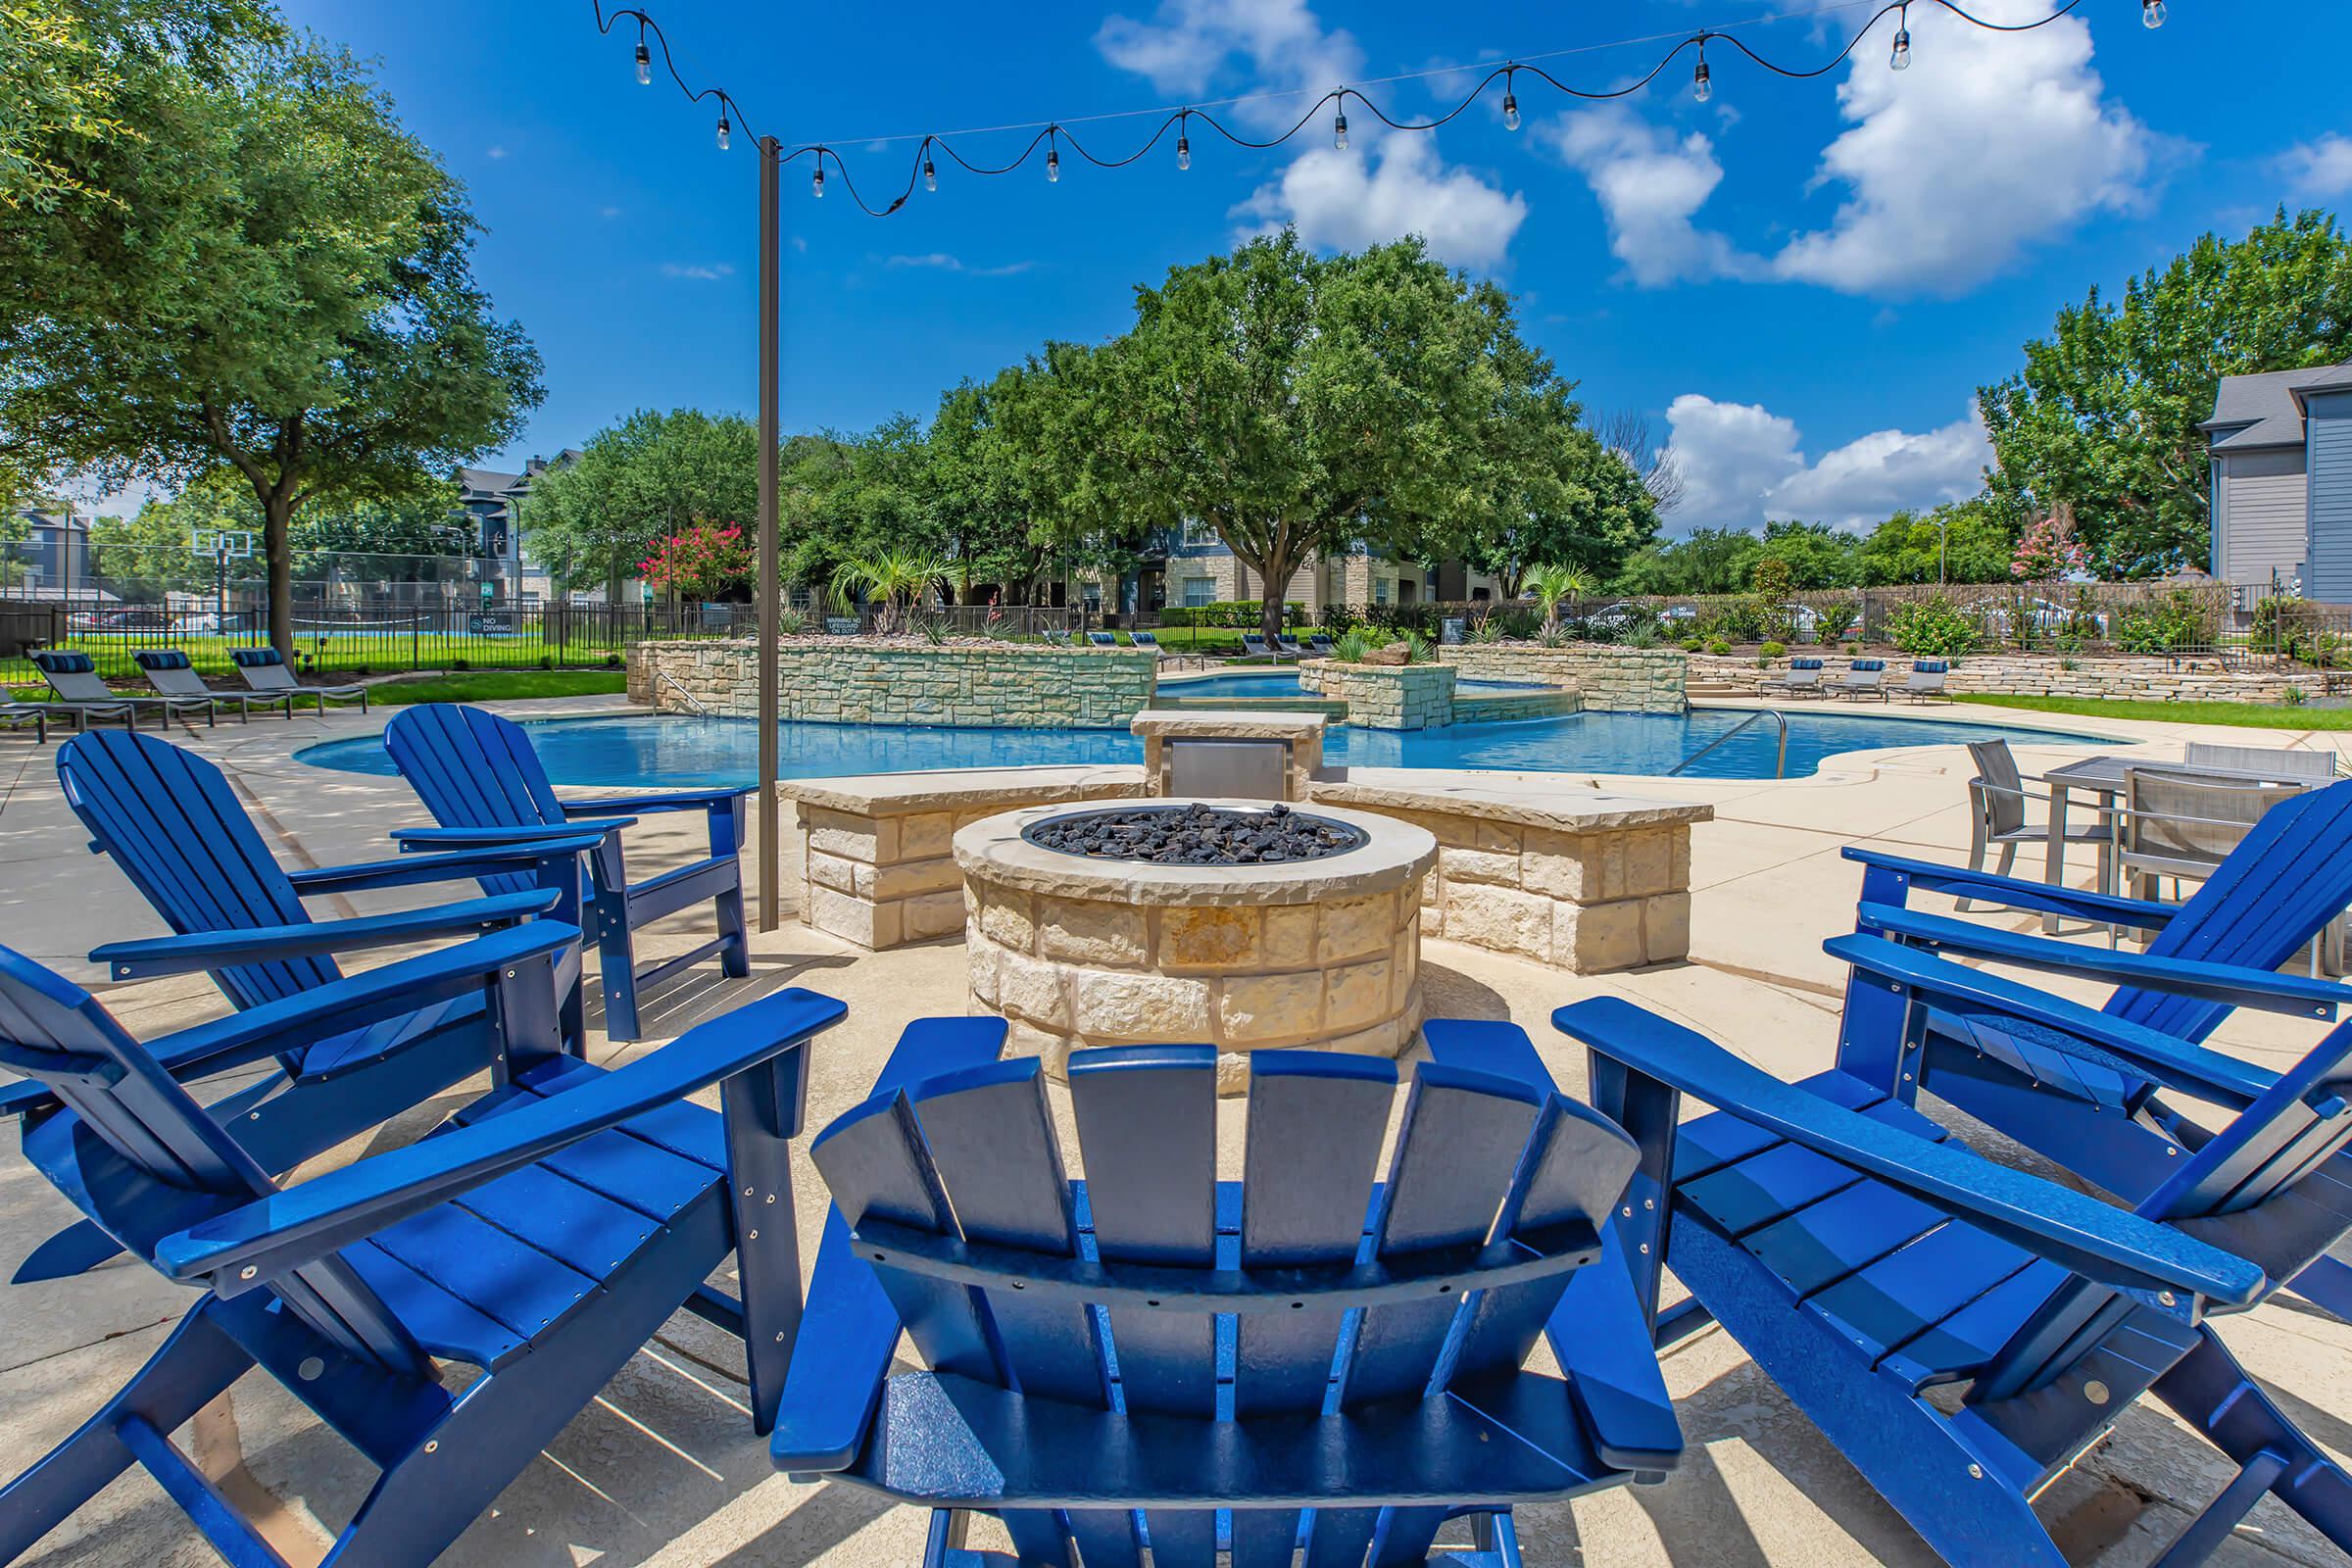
[956,799,1435,1092]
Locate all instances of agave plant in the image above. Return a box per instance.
[1332,628,1377,663]
[830,549,950,636]
[1522,563,1595,639]
[774,607,807,637]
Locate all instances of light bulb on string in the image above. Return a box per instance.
[811,163,824,199]
[1503,84,1520,131]
[1177,131,1191,170]
[922,151,937,192]
[1692,57,1711,103]
[1334,106,1348,151]
[1890,26,1911,69]
[715,111,730,150]
[1046,131,1060,183]
[634,39,652,85]
[2141,0,2165,25]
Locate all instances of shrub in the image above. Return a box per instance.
[1758,640,1787,663]
[1470,616,1505,645]
[1333,628,1377,662]
[775,607,807,637]
[2116,589,2211,655]
[451,658,469,671]
[1495,608,1540,640]
[1680,637,1702,653]
[1705,637,1731,657]
[2286,683,2309,707]
[1623,623,1660,649]
[1886,595,1977,659]
[1698,601,1767,644]
[537,655,554,669]
[1163,600,1306,630]
[604,653,622,668]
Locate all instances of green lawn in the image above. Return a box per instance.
[368,669,627,705]
[1952,693,2352,730]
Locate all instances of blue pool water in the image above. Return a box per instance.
[301,707,2118,786]
[1162,669,1545,699]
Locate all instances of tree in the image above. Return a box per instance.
[1593,408,1686,515]
[0,30,543,657]
[89,499,209,599]
[1464,422,1660,596]
[641,521,754,604]
[1022,232,1574,647]
[1522,564,1592,636]
[1610,527,1763,596]
[1856,500,2017,585]
[1980,209,2352,577]
[522,409,756,599]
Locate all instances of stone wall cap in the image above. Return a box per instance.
[1129,709,1331,740]
[956,798,1435,906]
[1310,768,1714,832]
[782,764,1149,815]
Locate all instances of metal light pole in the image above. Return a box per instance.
[756,135,782,931]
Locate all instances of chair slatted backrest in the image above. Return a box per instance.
[1907,660,1948,687]
[1847,660,1885,678]
[30,650,119,703]
[0,946,429,1376]
[57,730,337,1008]
[229,647,300,691]
[1967,738,2027,837]
[2122,768,2302,871]
[2110,780,2352,1042]
[1788,659,1823,674]
[2185,741,2338,780]
[132,650,210,698]
[811,1046,1635,1568]
[384,705,577,899]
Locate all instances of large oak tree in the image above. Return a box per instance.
[1023,231,1596,645]
[0,22,541,656]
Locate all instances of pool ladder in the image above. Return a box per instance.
[654,669,712,717]
[1669,708,1788,779]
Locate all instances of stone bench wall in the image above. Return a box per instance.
[1688,651,2327,704]
[1440,645,1687,712]
[1300,662,1457,729]
[629,640,1157,727]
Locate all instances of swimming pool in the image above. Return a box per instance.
[301,707,2119,786]
[1162,669,1547,699]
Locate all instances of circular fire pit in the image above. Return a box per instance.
[956,798,1436,1092]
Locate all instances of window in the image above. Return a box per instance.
[1373,577,1392,606]
[1183,577,1214,608]
[1181,517,1221,549]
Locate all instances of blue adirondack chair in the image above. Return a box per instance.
[0,933,848,1565]
[383,703,752,1041]
[1429,929,2352,1567]
[773,1041,1682,1568]
[12,727,603,1283]
[1839,776,2352,1312]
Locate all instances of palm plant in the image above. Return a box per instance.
[830,548,950,636]
[1522,563,1595,639]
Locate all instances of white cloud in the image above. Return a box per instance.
[1545,107,1760,286]
[2281,133,2352,198]
[1098,0,1525,268]
[1549,0,2155,297]
[883,253,1037,277]
[660,263,735,281]
[485,145,509,161]
[1232,136,1527,270]
[1663,394,1990,531]
[598,205,622,220]
[1771,0,2155,294]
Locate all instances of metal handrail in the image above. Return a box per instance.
[1670,709,1788,779]
[654,668,711,717]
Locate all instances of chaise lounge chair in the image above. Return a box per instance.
[1127,629,1201,670]
[1086,629,1118,647]
[1758,656,1824,698]
[384,703,752,1042]
[1826,657,1886,701]
[130,650,264,722]
[26,650,172,732]
[1276,631,1309,658]
[1238,632,1295,662]
[0,939,848,1566]
[1891,658,1949,703]
[0,704,46,745]
[775,1039,1682,1567]
[227,645,368,712]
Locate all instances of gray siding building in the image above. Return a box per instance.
[2202,361,2352,599]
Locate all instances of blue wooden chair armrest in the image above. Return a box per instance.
[391,821,632,848]
[1557,998,2265,1308]
[1828,935,2277,1110]
[559,787,751,817]
[90,891,564,980]
[1841,846,2180,929]
[287,837,608,895]
[1855,902,2351,1020]
[154,986,850,1288]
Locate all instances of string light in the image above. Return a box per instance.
[596,1,2124,220]
[2141,0,2165,24]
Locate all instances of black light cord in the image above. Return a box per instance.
[597,0,2120,220]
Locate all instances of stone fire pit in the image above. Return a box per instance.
[956,799,1436,1092]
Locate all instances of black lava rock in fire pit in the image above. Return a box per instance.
[1021,802,1367,864]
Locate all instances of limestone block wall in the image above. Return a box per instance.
[1450,689,1583,725]
[1301,662,1457,729]
[629,640,1157,727]
[1689,651,2328,704]
[1440,645,1687,712]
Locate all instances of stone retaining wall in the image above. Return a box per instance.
[1300,662,1456,728]
[1440,645,1687,712]
[1451,689,1584,725]
[629,639,1157,727]
[1688,651,2328,704]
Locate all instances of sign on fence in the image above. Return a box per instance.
[466,612,514,635]
[824,616,860,636]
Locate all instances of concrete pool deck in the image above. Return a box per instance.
[3,694,2351,1565]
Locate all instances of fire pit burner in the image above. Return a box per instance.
[1019,801,1368,864]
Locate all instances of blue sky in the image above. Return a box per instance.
[275,0,2352,535]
